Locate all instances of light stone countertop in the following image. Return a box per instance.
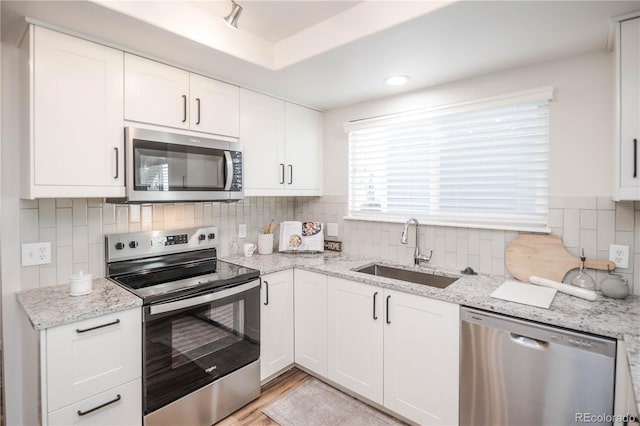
[17,277,142,330]
[224,251,640,412]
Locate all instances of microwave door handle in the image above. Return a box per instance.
[224,151,233,191]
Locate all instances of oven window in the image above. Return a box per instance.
[144,286,260,414]
[133,139,225,191]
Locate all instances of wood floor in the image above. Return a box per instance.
[215,368,312,426]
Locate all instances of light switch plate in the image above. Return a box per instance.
[22,242,52,266]
[327,223,339,237]
[238,224,247,239]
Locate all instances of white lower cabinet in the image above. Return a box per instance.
[384,289,460,426]
[294,270,328,376]
[42,308,142,425]
[327,276,460,425]
[327,277,384,404]
[260,269,295,381]
[48,378,141,426]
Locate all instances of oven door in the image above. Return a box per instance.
[143,279,260,415]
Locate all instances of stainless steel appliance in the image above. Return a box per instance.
[460,308,616,426]
[108,127,243,204]
[106,227,260,426]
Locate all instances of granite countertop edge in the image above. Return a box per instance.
[224,252,640,411]
[16,277,142,330]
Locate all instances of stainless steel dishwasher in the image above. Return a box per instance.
[460,308,616,426]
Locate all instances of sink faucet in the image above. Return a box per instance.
[401,218,433,266]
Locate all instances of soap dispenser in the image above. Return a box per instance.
[570,249,595,290]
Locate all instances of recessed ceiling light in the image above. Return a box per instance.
[384,75,410,86]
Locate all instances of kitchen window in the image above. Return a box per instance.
[346,87,553,231]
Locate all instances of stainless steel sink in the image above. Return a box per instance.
[354,264,458,289]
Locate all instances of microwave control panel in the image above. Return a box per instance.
[230,151,242,191]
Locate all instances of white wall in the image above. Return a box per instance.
[299,48,639,295]
[323,50,615,197]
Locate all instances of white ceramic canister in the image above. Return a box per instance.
[69,271,93,296]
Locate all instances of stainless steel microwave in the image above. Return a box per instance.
[108,127,243,204]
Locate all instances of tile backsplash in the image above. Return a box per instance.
[19,197,296,289]
[19,195,640,295]
[296,195,640,295]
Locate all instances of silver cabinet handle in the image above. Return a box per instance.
[196,98,201,125]
[182,94,187,123]
[263,280,269,306]
[385,295,391,324]
[113,147,119,179]
[77,394,121,416]
[288,164,293,185]
[76,319,120,333]
[634,138,637,178]
[279,163,285,184]
[372,292,378,320]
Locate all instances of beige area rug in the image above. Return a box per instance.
[262,378,405,426]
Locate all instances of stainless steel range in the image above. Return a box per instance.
[105,227,261,426]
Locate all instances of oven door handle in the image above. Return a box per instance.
[149,279,259,316]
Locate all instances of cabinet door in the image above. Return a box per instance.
[190,74,239,137]
[260,269,294,381]
[46,309,141,412]
[240,89,286,195]
[33,26,124,190]
[48,378,141,426]
[294,270,328,376]
[284,103,323,195]
[124,53,189,130]
[384,289,459,425]
[619,18,640,194]
[327,277,383,404]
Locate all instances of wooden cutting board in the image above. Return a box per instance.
[505,234,615,282]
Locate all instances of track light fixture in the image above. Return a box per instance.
[223,0,243,30]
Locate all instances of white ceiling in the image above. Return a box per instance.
[189,1,362,43]
[2,1,639,111]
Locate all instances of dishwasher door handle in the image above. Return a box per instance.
[509,333,549,350]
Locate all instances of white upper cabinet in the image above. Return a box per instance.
[124,54,190,130]
[27,25,125,198]
[124,54,239,138]
[615,17,640,200]
[240,89,286,193]
[284,103,323,193]
[190,73,239,137]
[240,88,323,196]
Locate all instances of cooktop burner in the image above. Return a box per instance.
[105,227,260,304]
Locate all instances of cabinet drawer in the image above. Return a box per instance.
[48,378,141,426]
[46,308,141,411]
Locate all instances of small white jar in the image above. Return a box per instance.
[69,271,93,296]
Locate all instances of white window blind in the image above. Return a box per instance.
[346,88,552,231]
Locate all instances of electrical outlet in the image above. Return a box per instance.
[609,244,629,269]
[327,223,339,237]
[238,224,247,239]
[22,242,52,266]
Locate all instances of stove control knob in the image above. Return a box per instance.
[115,242,125,250]
[198,234,206,241]
[129,241,139,249]
[208,233,216,240]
